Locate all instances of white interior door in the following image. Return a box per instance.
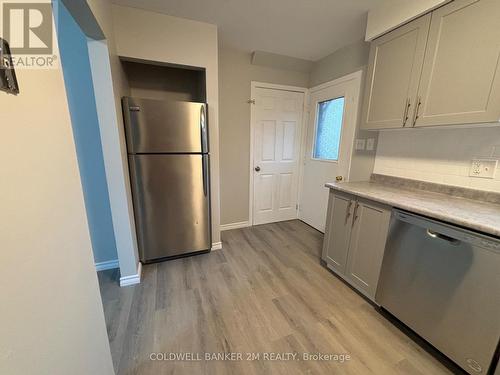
[299,73,361,232]
[252,86,305,225]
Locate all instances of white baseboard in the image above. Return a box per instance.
[211,241,223,251]
[120,262,142,287]
[220,221,251,231]
[95,259,119,272]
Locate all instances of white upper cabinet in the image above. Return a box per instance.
[414,0,500,127]
[362,0,500,130]
[361,15,430,130]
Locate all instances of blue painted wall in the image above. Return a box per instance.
[55,2,118,264]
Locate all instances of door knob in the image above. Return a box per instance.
[254,166,261,172]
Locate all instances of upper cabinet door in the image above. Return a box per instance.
[361,14,431,130]
[414,0,500,127]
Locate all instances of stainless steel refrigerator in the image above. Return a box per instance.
[122,97,211,263]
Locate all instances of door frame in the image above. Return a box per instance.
[298,70,363,227]
[249,81,309,226]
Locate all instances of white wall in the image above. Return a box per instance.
[0,7,114,375]
[111,4,222,244]
[251,50,313,73]
[310,40,370,87]
[218,46,310,225]
[58,1,118,265]
[75,0,141,280]
[366,0,451,41]
[374,126,500,192]
[87,40,141,279]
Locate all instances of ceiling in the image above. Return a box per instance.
[111,0,380,61]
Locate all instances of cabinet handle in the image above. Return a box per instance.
[345,200,353,224]
[412,97,422,127]
[402,98,411,127]
[352,202,360,226]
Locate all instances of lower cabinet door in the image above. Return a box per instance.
[345,199,391,299]
[322,191,354,275]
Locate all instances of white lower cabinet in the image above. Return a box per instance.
[322,190,391,301]
[322,192,353,274]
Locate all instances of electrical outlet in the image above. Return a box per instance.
[469,159,498,179]
[355,139,366,151]
[366,138,376,151]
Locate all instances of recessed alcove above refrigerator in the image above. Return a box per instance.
[120,58,207,103]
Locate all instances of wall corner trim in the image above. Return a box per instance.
[220,221,251,231]
[95,259,119,272]
[120,262,142,287]
[211,242,223,251]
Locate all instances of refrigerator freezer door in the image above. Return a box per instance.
[128,154,211,261]
[123,97,208,154]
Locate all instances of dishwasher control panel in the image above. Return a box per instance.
[394,210,500,254]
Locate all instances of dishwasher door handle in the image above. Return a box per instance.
[426,229,460,245]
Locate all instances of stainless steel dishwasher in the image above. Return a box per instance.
[376,209,500,374]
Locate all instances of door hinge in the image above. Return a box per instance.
[247,99,256,105]
[296,204,299,210]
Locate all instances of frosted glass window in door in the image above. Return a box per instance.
[313,97,345,161]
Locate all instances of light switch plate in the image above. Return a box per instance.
[366,138,376,151]
[355,139,366,151]
[469,159,498,179]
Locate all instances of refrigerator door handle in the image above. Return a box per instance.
[200,104,209,153]
[202,155,209,197]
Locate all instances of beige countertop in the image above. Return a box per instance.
[326,180,500,237]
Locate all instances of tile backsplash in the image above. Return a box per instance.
[373,126,500,193]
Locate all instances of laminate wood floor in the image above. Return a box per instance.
[98,220,453,375]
